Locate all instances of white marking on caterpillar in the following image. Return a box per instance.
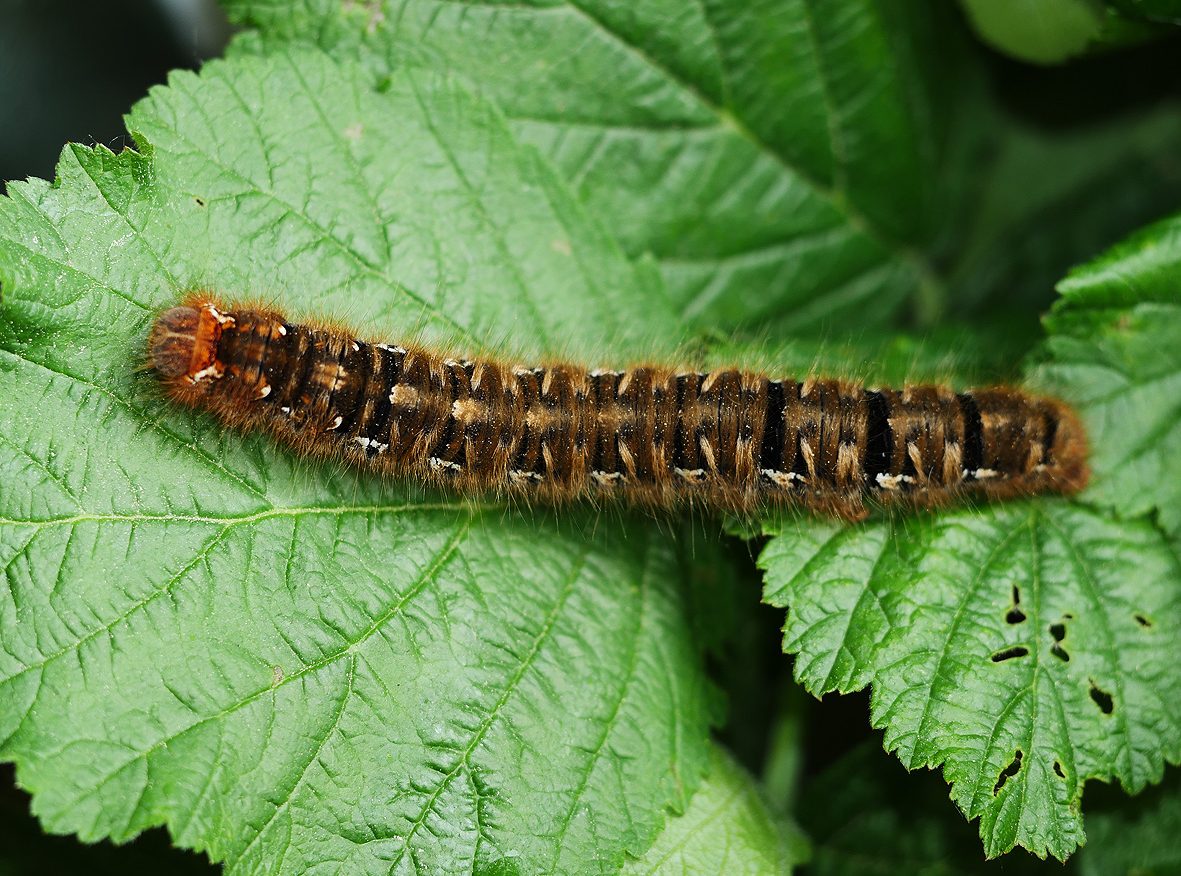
[451,398,483,422]
[799,438,816,477]
[699,436,717,472]
[205,305,235,327]
[389,385,419,407]
[616,371,632,396]
[761,469,802,488]
[353,436,388,453]
[876,472,916,491]
[190,363,223,383]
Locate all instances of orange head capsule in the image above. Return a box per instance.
[148,304,224,381]
[149,306,201,377]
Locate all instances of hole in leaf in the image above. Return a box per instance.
[994,749,1023,795]
[1135,613,1153,628]
[1054,760,1066,779]
[1049,620,1070,661]
[194,196,206,207]
[991,646,1030,663]
[1089,680,1115,715]
[1006,586,1026,624]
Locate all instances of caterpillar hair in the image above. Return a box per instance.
[148,295,1089,521]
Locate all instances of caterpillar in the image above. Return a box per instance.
[148,295,1089,520]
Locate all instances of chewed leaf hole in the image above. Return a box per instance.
[1089,680,1115,715]
[1135,613,1153,628]
[1050,621,1070,662]
[994,749,1023,795]
[991,646,1029,663]
[1006,585,1026,624]
[1053,760,1066,779]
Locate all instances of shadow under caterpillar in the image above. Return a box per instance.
[148,295,1089,520]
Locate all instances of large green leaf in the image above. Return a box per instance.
[757,216,1181,859]
[623,744,809,875]
[762,502,1180,860]
[0,49,717,874]
[1032,213,1181,535]
[221,0,979,333]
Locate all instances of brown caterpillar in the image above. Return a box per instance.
[147,295,1089,520]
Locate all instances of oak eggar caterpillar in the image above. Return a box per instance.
[148,295,1089,520]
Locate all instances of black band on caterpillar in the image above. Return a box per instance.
[148,296,1090,520]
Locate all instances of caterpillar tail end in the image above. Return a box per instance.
[1049,399,1090,496]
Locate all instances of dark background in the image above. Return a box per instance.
[0,0,229,186]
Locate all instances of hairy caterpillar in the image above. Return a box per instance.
[148,296,1089,520]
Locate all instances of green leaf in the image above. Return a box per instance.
[755,205,1181,860]
[622,744,809,875]
[1077,767,1181,876]
[957,0,1157,63]
[0,48,717,874]
[1031,213,1181,535]
[761,502,1181,860]
[221,0,980,333]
